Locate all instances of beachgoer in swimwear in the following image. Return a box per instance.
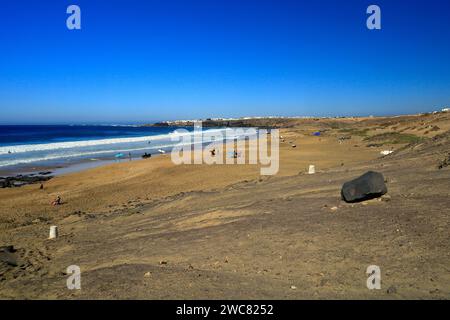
[51,196,62,206]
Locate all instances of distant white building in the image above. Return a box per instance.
[442,107,450,112]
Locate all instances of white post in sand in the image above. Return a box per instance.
[308,165,316,174]
[49,226,58,239]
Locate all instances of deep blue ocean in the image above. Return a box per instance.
[0,125,179,146]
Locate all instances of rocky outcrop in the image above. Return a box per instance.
[0,174,53,188]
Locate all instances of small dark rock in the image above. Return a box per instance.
[0,246,18,267]
[0,179,10,188]
[12,181,27,187]
[438,153,450,169]
[0,246,15,253]
[367,143,383,148]
[387,286,397,294]
[429,288,440,294]
[341,171,388,203]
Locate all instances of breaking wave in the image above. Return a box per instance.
[0,128,229,155]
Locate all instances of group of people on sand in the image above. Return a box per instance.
[37,183,62,206]
[209,148,240,158]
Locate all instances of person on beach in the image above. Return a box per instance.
[51,196,62,206]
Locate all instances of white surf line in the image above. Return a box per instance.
[0,131,242,167]
[0,128,229,155]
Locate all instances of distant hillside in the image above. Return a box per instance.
[144,118,306,128]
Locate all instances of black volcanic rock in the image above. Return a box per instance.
[341,171,387,203]
[0,174,53,188]
[0,245,18,267]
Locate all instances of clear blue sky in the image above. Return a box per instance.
[0,0,449,124]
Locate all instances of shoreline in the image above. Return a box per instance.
[0,154,156,178]
[0,129,258,178]
[0,126,249,177]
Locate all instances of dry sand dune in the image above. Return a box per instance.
[0,112,449,299]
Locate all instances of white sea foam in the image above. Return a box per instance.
[0,143,180,168]
[0,128,228,155]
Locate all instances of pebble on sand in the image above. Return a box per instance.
[387,286,397,294]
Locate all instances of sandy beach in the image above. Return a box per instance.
[1,112,449,299]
